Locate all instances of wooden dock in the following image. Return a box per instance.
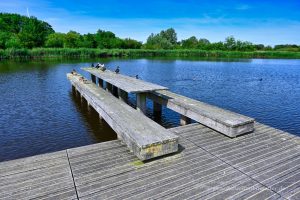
[0,123,299,199]
[0,67,299,199]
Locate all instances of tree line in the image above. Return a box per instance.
[0,13,299,52]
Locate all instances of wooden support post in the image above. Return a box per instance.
[180,115,191,126]
[113,86,119,98]
[87,102,91,111]
[98,78,104,88]
[106,83,112,93]
[153,102,162,119]
[99,114,103,121]
[118,88,128,103]
[136,93,147,114]
[80,94,84,103]
[91,74,96,84]
[72,85,76,94]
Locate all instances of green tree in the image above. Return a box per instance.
[18,16,54,48]
[45,33,65,48]
[95,30,117,49]
[5,34,22,48]
[64,31,81,48]
[79,33,97,48]
[121,38,142,49]
[145,33,173,49]
[160,28,177,45]
[0,32,11,49]
[224,36,236,50]
[181,36,198,49]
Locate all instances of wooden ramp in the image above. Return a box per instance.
[0,123,299,199]
[67,73,178,160]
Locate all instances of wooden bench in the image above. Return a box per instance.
[147,90,255,137]
[67,73,179,160]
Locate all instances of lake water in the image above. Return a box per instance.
[0,58,300,161]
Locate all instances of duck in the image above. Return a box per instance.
[100,66,106,71]
[71,69,77,74]
[95,63,100,69]
[115,66,120,74]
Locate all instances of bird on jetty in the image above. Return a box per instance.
[100,66,106,71]
[91,63,94,68]
[135,75,139,79]
[115,66,120,74]
[71,69,77,75]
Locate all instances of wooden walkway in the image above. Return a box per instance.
[0,122,299,199]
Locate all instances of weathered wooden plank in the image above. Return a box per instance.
[82,68,168,93]
[67,73,178,161]
[147,90,255,137]
[285,187,300,200]
[75,151,218,196]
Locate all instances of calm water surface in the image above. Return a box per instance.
[0,58,300,161]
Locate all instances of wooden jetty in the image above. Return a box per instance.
[0,67,299,199]
[0,123,299,199]
[67,72,178,161]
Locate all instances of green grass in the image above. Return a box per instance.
[1,48,300,60]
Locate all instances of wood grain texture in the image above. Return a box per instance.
[148,90,255,137]
[67,73,178,160]
[82,67,168,93]
[0,122,298,199]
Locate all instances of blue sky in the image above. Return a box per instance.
[1,0,300,45]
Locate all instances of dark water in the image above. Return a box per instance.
[0,58,300,161]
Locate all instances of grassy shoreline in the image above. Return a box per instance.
[1,48,300,60]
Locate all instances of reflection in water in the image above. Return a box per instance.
[0,58,300,161]
[70,92,117,142]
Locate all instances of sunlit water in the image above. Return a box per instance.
[0,58,299,161]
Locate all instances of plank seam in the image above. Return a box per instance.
[66,150,80,200]
[185,137,286,199]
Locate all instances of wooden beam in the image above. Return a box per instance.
[136,93,147,114]
[82,67,168,93]
[147,90,255,137]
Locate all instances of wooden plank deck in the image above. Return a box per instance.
[82,68,168,93]
[147,90,255,137]
[0,123,299,200]
[67,73,178,160]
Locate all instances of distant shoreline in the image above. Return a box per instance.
[1,48,300,60]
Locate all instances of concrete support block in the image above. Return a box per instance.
[180,115,191,126]
[136,93,147,114]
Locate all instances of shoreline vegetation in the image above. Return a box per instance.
[1,13,300,60]
[1,48,300,60]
